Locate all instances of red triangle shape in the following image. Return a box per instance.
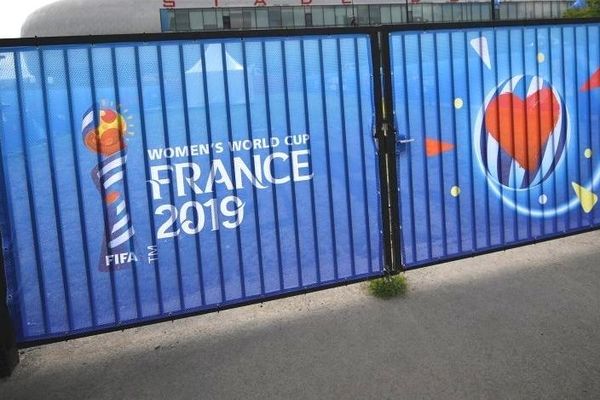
[581,68,600,92]
[425,137,454,157]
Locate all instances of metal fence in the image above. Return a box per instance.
[0,33,383,344]
[1,17,600,376]
[389,23,600,268]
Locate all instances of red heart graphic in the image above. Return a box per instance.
[485,87,560,172]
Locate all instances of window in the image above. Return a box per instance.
[420,4,433,22]
[175,10,190,31]
[311,6,324,26]
[269,8,282,27]
[335,7,348,26]
[282,7,294,27]
[323,7,335,26]
[203,10,217,30]
[480,4,491,20]
[294,7,305,27]
[190,11,203,30]
[499,3,509,19]
[230,10,243,29]
[380,5,391,24]
[243,9,254,29]
[160,9,176,31]
[305,12,313,27]
[441,4,453,21]
[357,5,369,25]
[222,15,231,29]
[256,9,269,28]
[472,3,482,21]
[390,5,404,23]
[369,6,381,25]
[215,9,224,28]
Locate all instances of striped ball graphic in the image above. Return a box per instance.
[479,75,568,190]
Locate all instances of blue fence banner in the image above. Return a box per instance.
[390,23,600,268]
[0,34,383,343]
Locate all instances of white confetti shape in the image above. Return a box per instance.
[470,36,492,70]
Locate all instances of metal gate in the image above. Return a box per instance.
[388,21,600,268]
[0,31,385,345]
[2,19,600,360]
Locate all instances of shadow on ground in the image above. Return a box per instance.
[1,231,600,399]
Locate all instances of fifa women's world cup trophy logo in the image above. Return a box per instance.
[82,104,136,271]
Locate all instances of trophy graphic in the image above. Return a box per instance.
[82,105,135,271]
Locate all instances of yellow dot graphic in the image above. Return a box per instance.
[537,52,545,63]
[584,148,592,159]
[450,186,461,197]
[454,98,464,109]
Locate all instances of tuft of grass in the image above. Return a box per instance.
[367,274,407,299]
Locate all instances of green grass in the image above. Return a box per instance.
[367,274,408,299]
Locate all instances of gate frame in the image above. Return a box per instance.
[0,235,19,377]
[0,26,393,358]
[381,17,600,271]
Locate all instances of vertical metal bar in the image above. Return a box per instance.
[0,79,24,342]
[87,46,120,324]
[299,38,322,283]
[416,33,433,260]
[571,26,582,229]
[0,237,19,377]
[317,38,339,278]
[13,52,49,334]
[178,44,206,306]
[240,39,266,294]
[478,29,492,247]
[133,46,164,314]
[592,27,600,222]
[371,29,401,272]
[558,27,571,231]
[398,33,417,264]
[432,33,449,257]
[63,49,97,327]
[155,45,185,310]
[0,91,19,366]
[38,49,73,331]
[280,40,303,286]
[533,28,546,238]
[519,28,533,239]
[334,37,356,276]
[353,36,374,272]
[462,31,478,252]
[260,40,285,290]
[220,43,246,297]
[447,33,463,254]
[491,29,506,245]
[585,26,594,226]
[110,46,141,318]
[506,30,520,241]
[545,26,558,234]
[63,49,98,326]
[199,42,227,302]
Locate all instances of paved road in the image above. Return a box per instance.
[1,230,600,399]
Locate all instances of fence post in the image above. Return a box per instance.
[0,236,18,377]
[0,101,19,377]
[371,29,403,274]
